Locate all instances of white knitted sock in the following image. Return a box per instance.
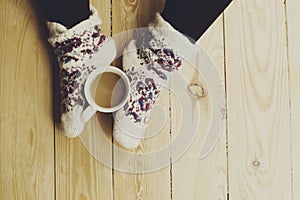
[113,13,197,149]
[47,6,116,137]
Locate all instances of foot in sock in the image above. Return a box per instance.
[47,6,116,137]
[113,13,198,149]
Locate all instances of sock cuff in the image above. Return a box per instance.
[46,5,109,66]
[47,5,102,44]
[147,13,198,64]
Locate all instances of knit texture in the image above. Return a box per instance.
[113,13,197,149]
[47,6,116,137]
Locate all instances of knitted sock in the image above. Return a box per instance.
[113,13,197,149]
[47,6,116,137]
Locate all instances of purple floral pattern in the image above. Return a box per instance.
[54,25,106,64]
[60,65,96,113]
[124,47,182,124]
[51,25,107,114]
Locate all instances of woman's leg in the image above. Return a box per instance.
[42,0,90,28]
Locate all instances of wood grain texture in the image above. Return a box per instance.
[54,1,113,200]
[113,91,171,200]
[195,15,227,199]
[286,0,300,199]
[1,0,300,199]
[112,1,171,199]
[225,0,292,199]
[0,0,54,199]
[171,16,227,200]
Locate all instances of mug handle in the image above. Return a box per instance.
[81,106,97,123]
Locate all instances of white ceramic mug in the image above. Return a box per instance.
[84,66,130,113]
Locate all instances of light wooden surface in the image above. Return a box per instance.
[1,0,299,199]
[172,15,227,200]
[112,1,171,200]
[54,0,113,199]
[286,0,300,199]
[225,0,292,199]
[0,0,54,199]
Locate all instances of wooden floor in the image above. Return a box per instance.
[1,0,299,199]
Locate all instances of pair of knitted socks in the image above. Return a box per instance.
[47,6,196,149]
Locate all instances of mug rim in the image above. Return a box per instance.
[84,66,130,113]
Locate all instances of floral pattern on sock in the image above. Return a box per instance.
[123,47,182,125]
[60,65,96,113]
[54,25,106,64]
[51,25,107,114]
[124,68,161,124]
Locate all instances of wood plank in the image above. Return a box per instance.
[112,91,171,200]
[225,0,292,199]
[286,0,300,199]
[112,1,172,199]
[172,16,227,199]
[54,1,114,199]
[0,0,54,199]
